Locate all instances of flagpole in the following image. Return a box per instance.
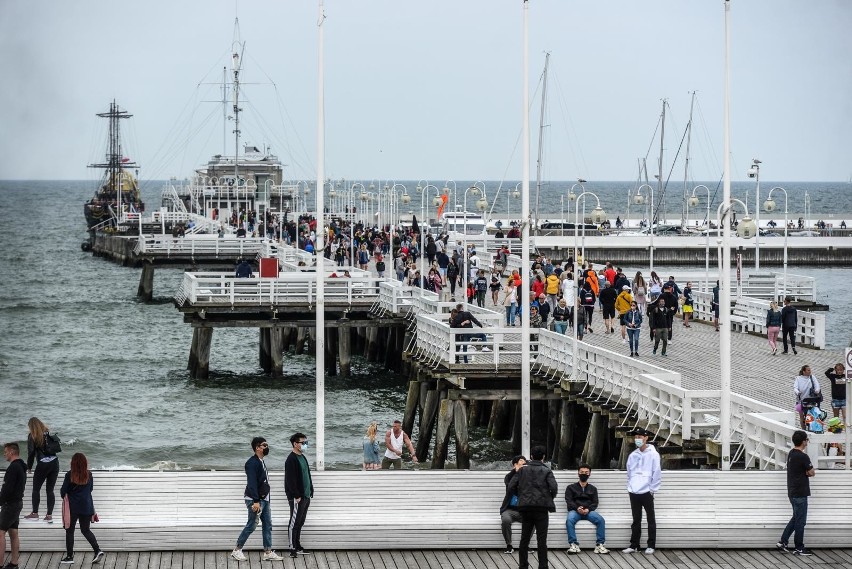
[315,0,326,471]
[521,0,531,459]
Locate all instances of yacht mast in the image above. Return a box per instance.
[681,91,695,227]
[656,99,666,225]
[232,19,244,186]
[534,52,550,235]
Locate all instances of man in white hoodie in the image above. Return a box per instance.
[622,428,661,555]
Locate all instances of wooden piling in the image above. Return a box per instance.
[294,327,307,355]
[547,399,560,463]
[259,328,272,373]
[365,327,379,362]
[338,321,352,377]
[416,387,441,461]
[618,435,632,469]
[137,262,155,301]
[269,327,283,377]
[192,327,214,380]
[188,328,199,372]
[454,400,470,469]
[557,400,575,469]
[281,327,294,354]
[581,413,608,469]
[403,381,420,436]
[432,397,455,469]
[325,327,337,377]
[511,401,522,454]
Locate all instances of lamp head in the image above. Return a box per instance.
[328,188,337,198]
[590,206,607,225]
[401,193,411,204]
[688,196,699,207]
[763,198,776,212]
[468,186,480,196]
[737,215,757,239]
[360,192,369,202]
[633,194,645,205]
[476,197,488,212]
[568,191,577,202]
[432,196,443,207]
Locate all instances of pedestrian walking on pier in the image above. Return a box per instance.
[648,300,668,357]
[776,430,814,556]
[625,301,643,357]
[766,301,782,355]
[363,423,381,470]
[231,437,283,562]
[23,417,60,524]
[499,455,526,554]
[1,443,27,569]
[623,428,661,555]
[507,446,557,569]
[781,297,798,354]
[60,453,104,564]
[285,433,314,558]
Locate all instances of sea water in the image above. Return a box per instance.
[0,180,849,470]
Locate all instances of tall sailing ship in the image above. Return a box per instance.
[84,101,145,229]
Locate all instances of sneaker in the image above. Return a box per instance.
[793,349,798,355]
[502,547,514,554]
[776,542,790,553]
[4,563,20,569]
[288,551,297,559]
[644,548,655,555]
[59,556,74,565]
[44,515,53,524]
[611,327,615,333]
[661,352,667,356]
[481,347,491,352]
[567,543,581,554]
[652,349,657,355]
[622,547,637,554]
[296,550,311,556]
[262,551,284,561]
[594,544,610,554]
[92,551,105,564]
[230,549,247,562]
[622,338,627,344]
[793,548,813,556]
[629,351,634,357]
[23,512,40,521]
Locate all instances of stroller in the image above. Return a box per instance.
[801,396,827,433]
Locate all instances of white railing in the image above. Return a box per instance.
[413,314,530,369]
[176,272,381,307]
[135,235,274,257]
[376,281,416,315]
[732,296,826,349]
[741,410,850,470]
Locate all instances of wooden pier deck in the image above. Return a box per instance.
[13,548,852,569]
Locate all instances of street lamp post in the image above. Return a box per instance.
[566,180,585,260]
[690,185,712,291]
[764,186,789,299]
[420,184,441,285]
[748,159,762,269]
[571,192,606,380]
[462,185,486,300]
[635,183,655,271]
[444,180,458,214]
[510,183,521,226]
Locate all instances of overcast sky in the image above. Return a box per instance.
[1,0,850,182]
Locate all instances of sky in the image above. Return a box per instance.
[1,0,850,183]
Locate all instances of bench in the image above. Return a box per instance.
[15,470,852,552]
[730,302,748,333]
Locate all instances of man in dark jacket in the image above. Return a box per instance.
[564,464,609,554]
[285,433,314,558]
[649,299,669,356]
[231,437,282,562]
[781,296,798,354]
[598,281,619,334]
[499,455,526,554]
[507,446,558,569]
[1,443,26,569]
[659,284,679,341]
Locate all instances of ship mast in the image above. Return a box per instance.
[89,101,138,218]
[232,18,244,187]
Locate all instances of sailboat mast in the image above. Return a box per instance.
[682,91,695,227]
[232,20,243,189]
[656,99,666,225]
[534,52,550,235]
[222,66,228,156]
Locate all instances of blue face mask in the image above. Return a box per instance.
[301,441,309,450]
[634,438,644,448]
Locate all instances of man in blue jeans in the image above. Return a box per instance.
[231,437,283,562]
[777,430,815,556]
[564,464,609,554]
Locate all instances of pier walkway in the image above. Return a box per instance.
[14,548,852,569]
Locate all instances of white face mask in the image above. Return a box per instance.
[634,438,644,448]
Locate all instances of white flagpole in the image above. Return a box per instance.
[720,0,732,471]
[315,0,326,471]
[521,0,531,459]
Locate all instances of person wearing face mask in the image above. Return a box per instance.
[622,428,661,556]
[231,437,283,562]
[499,455,526,554]
[776,430,815,556]
[284,433,314,559]
[564,464,609,554]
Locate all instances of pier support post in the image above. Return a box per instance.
[294,327,307,355]
[416,387,441,461]
[403,381,420,435]
[269,326,283,377]
[259,329,272,373]
[338,322,351,377]
[137,262,155,302]
[365,327,379,362]
[325,327,337,377]
[191,327,214,380]
[432,397,454,469]
[558,400,575,469]
[581,413,608,469]
[188,328,199,372]
[281,327,294,354]
[547,399,560,463]
[454,400,470,469]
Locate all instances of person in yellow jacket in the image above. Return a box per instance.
[615,285,634,344]
[544,273,560,312]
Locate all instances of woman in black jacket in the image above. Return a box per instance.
[24,417,60,523]
[59,453,103,564]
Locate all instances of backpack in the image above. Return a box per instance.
[44,432,62,455]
